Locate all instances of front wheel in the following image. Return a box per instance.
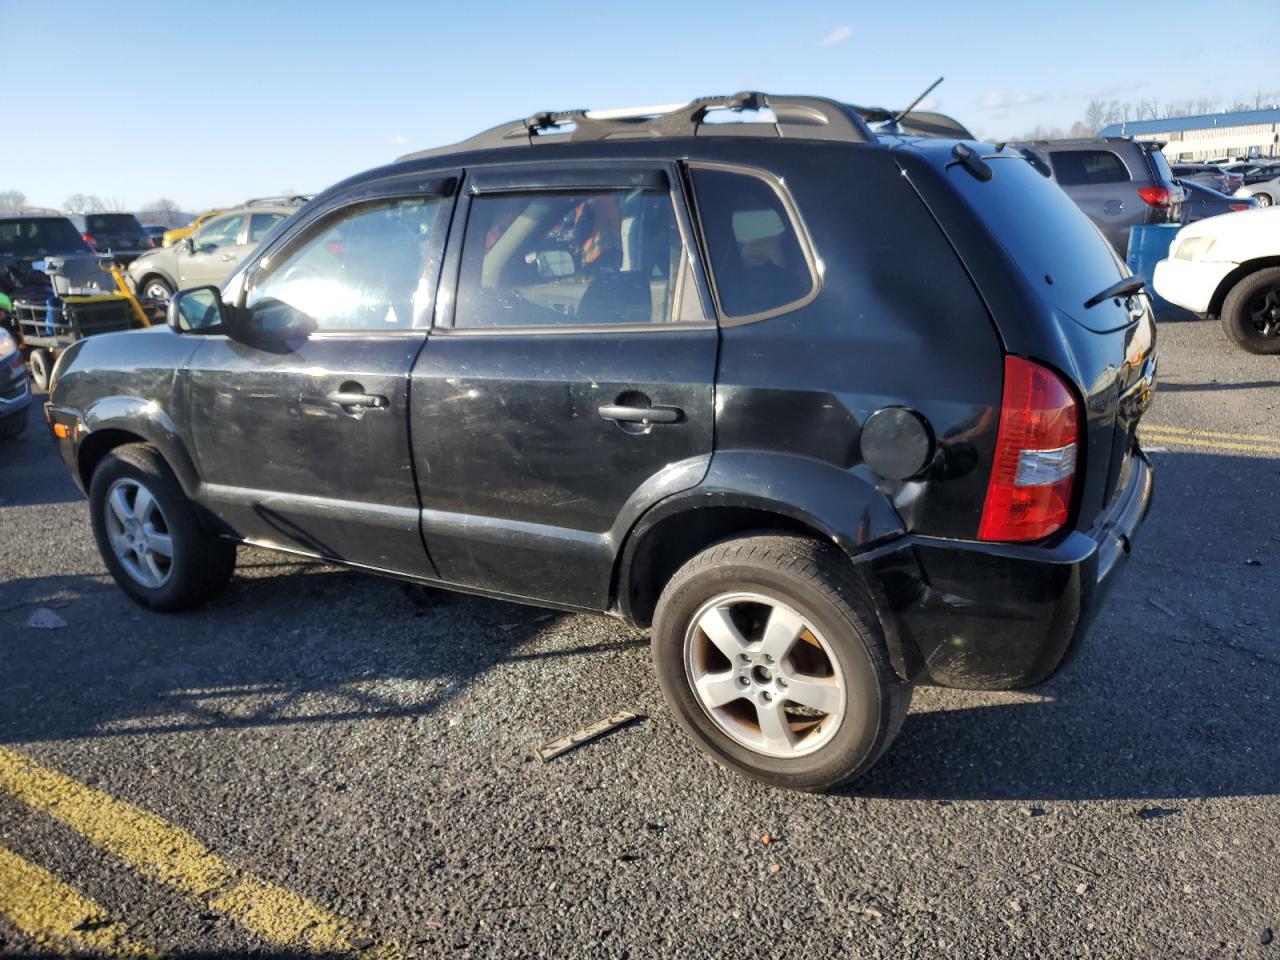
[89,443,236,611]
[140,276,174,304]
[1221,266,1280,355]
[27,348,52,391]
[651,534,910,792]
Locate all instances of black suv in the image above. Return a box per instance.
[45,94,1155,791]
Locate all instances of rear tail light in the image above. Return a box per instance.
[82,232,98,251]
[978,356,1081,543]
[1137,186,1172,208]
[1229,203,1251,212]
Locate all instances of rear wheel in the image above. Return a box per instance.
[1255,193,1273,208]
[1221,266,1280,355]
[651,534,910,792]
[89,443,236,611]
[27,348,52,391]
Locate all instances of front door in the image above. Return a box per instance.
[178,213,247,287]
[410,164,718,608]
[185,187,455,575]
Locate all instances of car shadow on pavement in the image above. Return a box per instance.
[0,561,595,747]
[855,448,1280,803]
[0,400,84,508]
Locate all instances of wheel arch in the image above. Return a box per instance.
[612,453,915,681]
[77,397,200,497]
[1208,256,1280,318]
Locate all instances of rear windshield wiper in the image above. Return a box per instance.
[1083,276,1145,310]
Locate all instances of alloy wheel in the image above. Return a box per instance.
[1246,285,1280,340]
[144,281,172,303]
[684,592,847,758]
[104,478,174,589]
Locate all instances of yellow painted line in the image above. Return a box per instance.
[0,846,153,957]
[0,747,399,959]
[1138,433,1280,455]
[1141,423,1280,445]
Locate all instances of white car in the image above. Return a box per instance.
[1234,173,1280,208]
[1153,207,1280,354]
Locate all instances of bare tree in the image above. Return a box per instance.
[0,190,26,213]
[1085,99,1107,134]
[140,198,184,227]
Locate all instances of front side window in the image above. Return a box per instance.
[1049,150,1130,186]
[193,215,243,251]
[245,196,444,332]
[689,167,814,320]
[454,187,698,328]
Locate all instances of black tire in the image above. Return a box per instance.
[0,409,25,440]
[651,534,910,792]
[139,275,174,303]
[1220,266,1280,355]
[27,348,52,391]
[1255,193,1273,208]
[89,443,236,611]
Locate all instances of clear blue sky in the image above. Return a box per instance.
[3,0,1270,212]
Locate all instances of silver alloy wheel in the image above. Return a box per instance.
[144,280,172,303]
[1258,194,1273,207]
[684,592,847,758]
[104,478,174,589]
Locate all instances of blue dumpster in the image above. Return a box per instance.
[1126,223,1181,310]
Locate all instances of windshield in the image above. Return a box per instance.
[947,154,1125,327]
[0,217,93,256]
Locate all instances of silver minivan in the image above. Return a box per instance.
[1013,137,1185,256]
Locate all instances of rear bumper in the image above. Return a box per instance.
[1152,257,1236,315]
[868,449,1153,689]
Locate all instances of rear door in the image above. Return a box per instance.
[185,180,457,574]
[409,163,717,608]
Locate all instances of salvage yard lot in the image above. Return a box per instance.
[1,317,1277,958]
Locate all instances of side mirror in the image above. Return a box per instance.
[167,286,226,333]
[182,236,195,255]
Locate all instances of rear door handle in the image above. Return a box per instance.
[597,403,682,424]
[327,390,388,409]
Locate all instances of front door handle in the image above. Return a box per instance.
[327,390,388,409]
[597,403,682,425]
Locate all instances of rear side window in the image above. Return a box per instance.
[454,187,699,328]
[689,167,814,320]
[248,212,285,242]
[1049,150,1130,186]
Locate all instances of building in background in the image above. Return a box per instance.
[1100,109,1280,162]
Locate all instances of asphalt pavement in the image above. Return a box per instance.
[0,314,1277,959]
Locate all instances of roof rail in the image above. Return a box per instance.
[398,92,877,161]
[243,195,312,207]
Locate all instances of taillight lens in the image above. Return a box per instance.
[1138,186,1171,208]
[978,356,1081,543]
[1229,203,1251,212]
[82,232,98,251]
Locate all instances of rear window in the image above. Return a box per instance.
[86,214,144,234]
[1049,150,1130,186]
[948,156,1125,326]
[0,217,92,256]
[688,167,815,319]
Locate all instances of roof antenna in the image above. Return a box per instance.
[880,77,945,134]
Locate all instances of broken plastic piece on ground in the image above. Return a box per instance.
[535,711,644,762]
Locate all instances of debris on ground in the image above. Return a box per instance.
[760,833,774,845]
[25,607,66,629]
[767,863,781,874]
[535,711,644,762]
[1148,598,1178,617]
